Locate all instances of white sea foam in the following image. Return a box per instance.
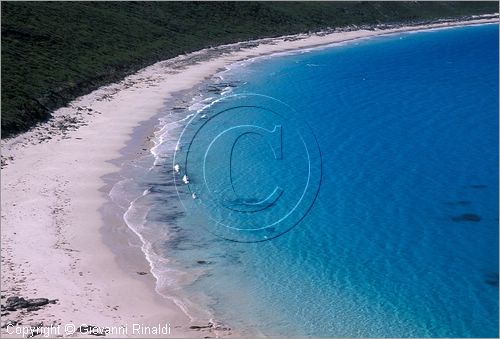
[122,194,208,322]
[220,86,233,96]
[109,82,227,325]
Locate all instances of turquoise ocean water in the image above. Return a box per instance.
[114,24,499,337]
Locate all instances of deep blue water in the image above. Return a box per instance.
[132,24,499,337]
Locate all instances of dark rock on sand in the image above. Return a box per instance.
[5,296,29,309]
[451,213,482,222]
[2,296,55,312]
[27,298,49,307]
[77,324,107,336]
[26,306,41,312]
[89,332,106,336]
[189,320,232,333]
[136,271,148,275]
[77,324,97,332]
[189,324,212,330]
[1,320,18,328]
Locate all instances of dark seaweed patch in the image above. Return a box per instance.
[451,213,481,222]
[444,200,472,206]
[485,272,499,287]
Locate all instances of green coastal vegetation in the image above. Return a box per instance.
[1,1,498,137]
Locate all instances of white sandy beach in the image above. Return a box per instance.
[1,16,497,338]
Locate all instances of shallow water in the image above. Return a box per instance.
[115,24,499,337]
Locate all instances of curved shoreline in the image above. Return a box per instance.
[1,16,498,337]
